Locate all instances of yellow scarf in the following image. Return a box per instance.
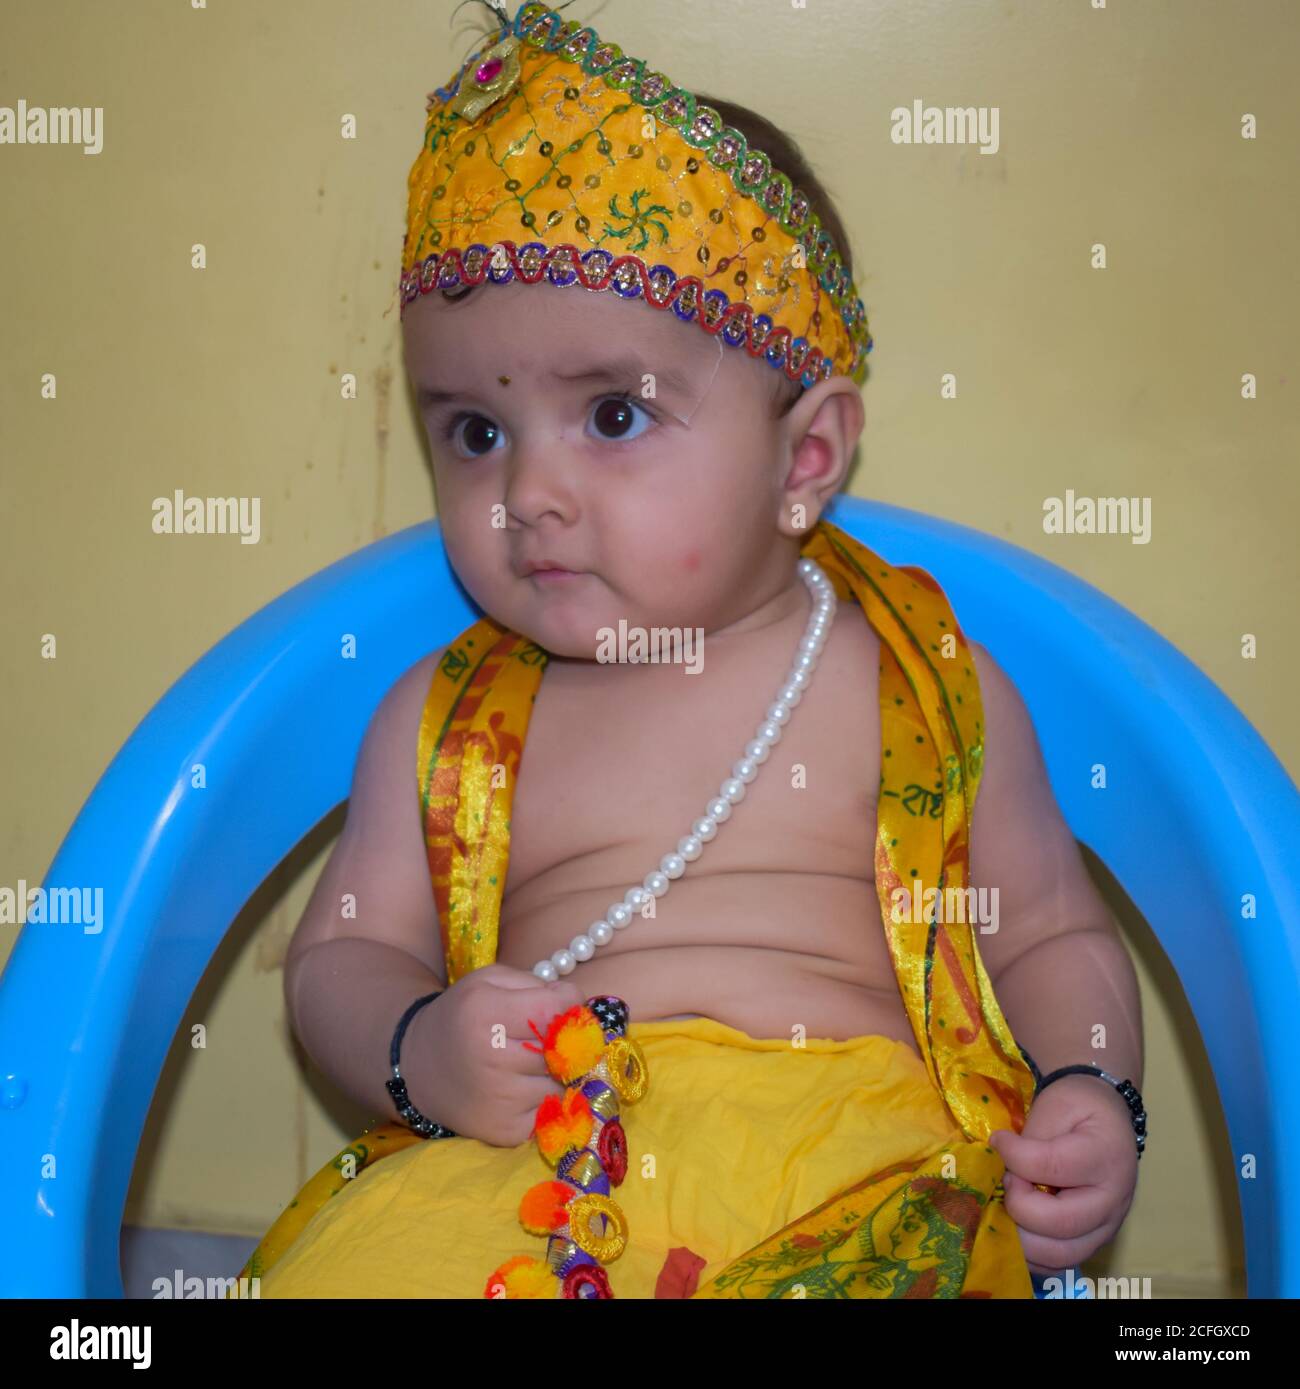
[239,517,1037,1297]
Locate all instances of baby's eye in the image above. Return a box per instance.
[588,393,656,443]
[444,414,504,459]
[440,393,657,459]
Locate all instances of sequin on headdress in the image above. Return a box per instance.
[400,1,873,389]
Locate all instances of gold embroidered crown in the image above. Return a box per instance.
[399,1,873,390]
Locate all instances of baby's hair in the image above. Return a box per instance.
[439,91,854,420]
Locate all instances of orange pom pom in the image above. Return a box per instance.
[534,1005,607,1085]
[534,1086,594,1165]
[484,1255,558,1300]
[519,1179,576,1235]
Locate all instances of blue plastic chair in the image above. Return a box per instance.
[2,495,1296,1298]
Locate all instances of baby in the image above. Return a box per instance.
[252,2,1143,1299]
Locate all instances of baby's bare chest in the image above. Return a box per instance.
[489,608,922,1039]
[508,608,882,888]
[497,607,899,1012]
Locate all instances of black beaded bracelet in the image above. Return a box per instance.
[385,991,457,1140]
[1035,1063,1147,1160]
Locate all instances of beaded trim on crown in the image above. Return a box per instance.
[400,1,873,390]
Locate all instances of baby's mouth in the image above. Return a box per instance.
[519,558,587,581]
[527,568,585,585]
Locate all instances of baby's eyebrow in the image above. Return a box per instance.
[417,354,698,407]
[550,356,697,398]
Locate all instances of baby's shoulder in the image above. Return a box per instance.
[963,639,1049,790]
[965,640,1028,747]
[348,647,445,806]
[376,647,443,737]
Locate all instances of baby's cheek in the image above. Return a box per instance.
[681,549,702,575]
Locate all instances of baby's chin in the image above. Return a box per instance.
[504,624,604,662]
[471,574,713,661]
[478,595,611,662]
[487,598,703,664]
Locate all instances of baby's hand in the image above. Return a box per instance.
[988,1075,1139,1278]
[414,963,585,1148]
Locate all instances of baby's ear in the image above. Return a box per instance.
[778,383,863,515]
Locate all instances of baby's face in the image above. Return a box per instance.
[403,278,817,658]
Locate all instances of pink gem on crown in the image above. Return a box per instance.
[476,57,504,84]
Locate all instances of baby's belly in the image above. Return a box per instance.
[497,870,918,1053]
[557,947,916,1051]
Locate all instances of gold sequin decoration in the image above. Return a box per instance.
[446,35,523,123]
[586,1086,620,1121]
[563,1149,603,1186]
[603,1037,648,1105]
[545,1237,581,1273]
[566,1194,627,1262]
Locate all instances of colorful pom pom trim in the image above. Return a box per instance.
[485,995,646,1299]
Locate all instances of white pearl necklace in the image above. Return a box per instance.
[532,557,837,982]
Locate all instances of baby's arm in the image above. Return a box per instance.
[967,641,1142,1091]
[281,650,582,1145]
[966,641,1143,1268]
[282,651,450,1123]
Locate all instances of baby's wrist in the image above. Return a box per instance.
[387,994,454,1135]
[1040,1069,1145,1154]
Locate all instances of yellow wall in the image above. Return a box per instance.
[3,0,1296,1298]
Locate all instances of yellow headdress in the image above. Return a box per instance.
[400,1,873,390]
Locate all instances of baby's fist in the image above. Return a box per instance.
[989,1074,1139,1277]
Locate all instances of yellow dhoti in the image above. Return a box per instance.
[259,1017,1023,1299]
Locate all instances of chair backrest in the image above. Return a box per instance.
[1,497,1296,1296]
